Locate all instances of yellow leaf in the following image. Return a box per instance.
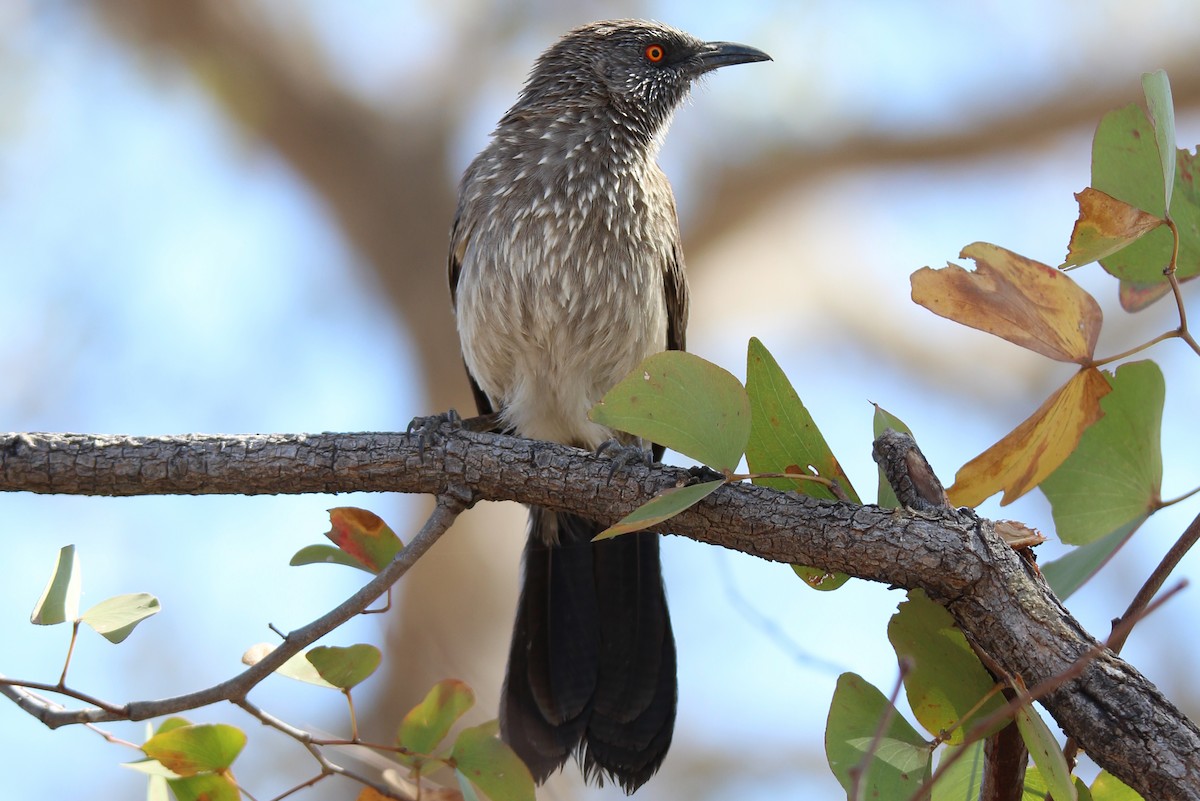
[947,368,1111,507]
[912,243,1103,363]
[1062,188,1164,268]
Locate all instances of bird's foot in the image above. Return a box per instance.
[406,409,463,458]
[596,439,654,484]
[686,464,726,484]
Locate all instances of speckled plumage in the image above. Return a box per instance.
[448,19,769,793]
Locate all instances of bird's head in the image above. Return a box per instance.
[512,20,771,146]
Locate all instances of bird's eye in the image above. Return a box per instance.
[644,43,666,63]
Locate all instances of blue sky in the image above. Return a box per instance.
[2,3,1199,799]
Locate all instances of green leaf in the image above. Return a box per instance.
[275,649,337,688]
[888,591,1005,744]
[1092,104,1200,298]
[872,405,914,509]
[743,338,854,589]
[931,741,984,801]
[1142,70,1176,210]
[1092,770,1144,800]
[81,593,161,644]
[589,350,751,471]
[324,507,404,573]
[825,673,932,796]
[31,544,81,625]
[155,717,194,735]
[1024,769,1092,801]
[142,723,246,776]
[167,773,240,801]
[744,335,859,592]
[452,722,535,801]
[290,543,375,573]
[1041,361,1163,545]
[1014,701,1076,801]
[398,679,476,759]
[241,642,343,688]
[306,644,382,690]
[594,479,724,540]
[1042,522,1143,600]
[745,337,859,502]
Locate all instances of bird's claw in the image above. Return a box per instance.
[406,409,463,458]
[597,438,653,484]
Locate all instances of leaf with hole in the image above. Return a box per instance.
[324,507,404,573]
[912,243,1103,364]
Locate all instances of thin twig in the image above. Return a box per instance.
[235,697,415,801]
[1108,516,1200,657]
[3,492,466,729]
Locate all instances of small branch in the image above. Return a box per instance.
[1108,514,1200,657]
[235,698,415,801]
[3,492,465,728]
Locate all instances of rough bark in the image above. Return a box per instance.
[2,428,1198,800]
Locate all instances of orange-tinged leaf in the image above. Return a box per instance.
[1119,280,1173,312]
[1062,188,1164,268]
[142,724,246,776]
[947,368,1111,507]
[324,507,404,573]
[397,679,476,759]
[912,243,1103,363]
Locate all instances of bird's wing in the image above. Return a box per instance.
[664,239,688,354]
[448,209,496,417]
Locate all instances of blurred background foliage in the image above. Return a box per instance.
[2,1,1199,798]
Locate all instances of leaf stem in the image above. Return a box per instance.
[58,620,81,688]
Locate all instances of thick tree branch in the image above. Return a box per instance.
[2,427,1198,800]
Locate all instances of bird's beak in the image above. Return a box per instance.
[693,41,772,75]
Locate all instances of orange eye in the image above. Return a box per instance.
[644,43,666,63]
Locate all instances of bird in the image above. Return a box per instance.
[448,19,770,793]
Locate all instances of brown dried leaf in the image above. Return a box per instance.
[1062,188,1164,269]
[947,368,1111,507]
[912,243,1103,363]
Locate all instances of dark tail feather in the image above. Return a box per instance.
[499,509,677,793]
